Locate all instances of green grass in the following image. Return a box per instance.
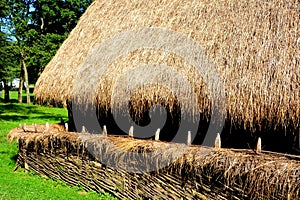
[0,98,116,199]
[1,90,34,104]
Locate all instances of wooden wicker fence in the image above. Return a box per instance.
[8,124,300,199]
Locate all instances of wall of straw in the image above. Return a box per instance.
[8,125,300,199]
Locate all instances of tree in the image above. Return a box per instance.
[0,41,19,102]
[1,0,93,103]
[3,0,38,103]
[29,0,93,82]
[0,0,19,102]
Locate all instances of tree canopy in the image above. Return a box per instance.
[0,0,93,102]
[0,0,17,86]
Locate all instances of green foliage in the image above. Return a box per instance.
[28,0,93,82]
[0,0,18,85]
[0,41,19,83]
[34,0,92,34]
[0,102,116,200]
[28,33,66,81]
[1,0,93,84]
[0,0,8,17]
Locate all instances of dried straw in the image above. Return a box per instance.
[8,125,300,199]
[34,0,300,134]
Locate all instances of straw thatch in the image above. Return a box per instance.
[8,125,300,199]
[34,0,299,136]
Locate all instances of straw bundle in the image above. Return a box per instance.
[34,0,299,136]
[8,125,300,199]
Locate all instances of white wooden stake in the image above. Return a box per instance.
[187,131,192,145]
[45,122,49,131]
[214,133,221,148]
[24,161,29,172]
[65,123,68,132]
[155,128,160,141]
[34,124,37,132]
[128,126,134,137]
[81,125,86,133]
[256,137,261,153]
[102,125,107,136]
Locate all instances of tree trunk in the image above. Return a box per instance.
[18,68,24,103]
[20,51,30,104]
[3,80,10,103]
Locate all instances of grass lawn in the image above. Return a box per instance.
[0,91,116,200]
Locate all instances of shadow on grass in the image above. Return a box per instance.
[0,93,35,104]
[10,154,18,164]
[0,103,66,123]
[0,145,18,165]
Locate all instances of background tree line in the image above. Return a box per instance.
[0,0,92,103]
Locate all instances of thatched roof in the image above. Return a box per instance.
[34,0,300,131]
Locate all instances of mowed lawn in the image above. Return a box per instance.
[0,92,115,200]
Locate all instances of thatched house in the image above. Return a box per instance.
[34,0,299,153]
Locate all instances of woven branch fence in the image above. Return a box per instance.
[8,124,300,200]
